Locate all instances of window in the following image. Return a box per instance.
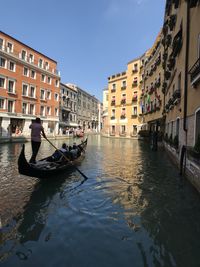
[29,54,34,63]
[23,67,29,76]
[8,100,14,113]
[7,42,13,52]
[121,125,126,134]
[45,61,49,70]
[132,125,137,135]
[30,86,35,98]
[55,80,59,87]
[112,84,116,89]
[40,106,45,116]
[30,104,35,115]
[122,80,126,87]
[111,125,115,133]
[47,77,51,84]
[47,106,51,115]
[8,80,15,93]
[55,93,59,101]
[55,108,58,116]
[133,106,137,115]
[178,72,181,90]
[0,77,6,88]
[22,103,28,114]
[195,109,200,144]
[22,84,28,96]
[39,59,43,68]
[40,89,45,100]
[30,70,36,79]
[21,50,27,60]
[41,74,46,82]
[8,61,15,72]
[47,90,51,100]
[0,99,5,109]
[176,118,180,137]
[0,57,6,68]
[0,38,3,49]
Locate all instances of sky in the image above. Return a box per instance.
[1,0,165,101]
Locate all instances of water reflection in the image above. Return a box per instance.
[1,136,200,267]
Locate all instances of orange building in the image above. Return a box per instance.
[0,31,60,137]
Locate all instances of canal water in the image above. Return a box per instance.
[0,135,200,267]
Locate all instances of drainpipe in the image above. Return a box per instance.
[180,0,190,175]
[183,0,190,132]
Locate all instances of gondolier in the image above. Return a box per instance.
[29,117,46,164]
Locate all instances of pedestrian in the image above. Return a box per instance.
[29,117,46,164]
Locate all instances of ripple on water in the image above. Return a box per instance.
[1,137,200,267]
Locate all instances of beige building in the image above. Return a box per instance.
[107,57,143,138]
[161,0,200,191]
[104,0,200,191]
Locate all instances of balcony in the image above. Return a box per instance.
[120,114,126,119]
[111,100,116,106]
[121,99,126,105]
[132,69,138,74]
[132,95,138,102]
[132,81,138,87]
[131,114,137,119]
[189,58,200,87]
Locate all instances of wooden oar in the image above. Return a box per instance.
[44,137,88,180]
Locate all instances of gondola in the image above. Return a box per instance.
[18,138,87,179]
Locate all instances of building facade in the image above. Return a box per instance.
[59,83,78,133]
[0,31,60,137]
[67,84,100,132]
[141,32,164,134]
[107,57,143,138]
[102,87,109,134]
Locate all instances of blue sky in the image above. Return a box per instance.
[1,0,165,101]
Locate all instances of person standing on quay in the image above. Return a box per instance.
[29,117,46,164]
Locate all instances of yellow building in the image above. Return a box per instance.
[141,32,164,134]
[107,57,143,138]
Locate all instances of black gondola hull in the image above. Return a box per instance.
[18,139,87,179]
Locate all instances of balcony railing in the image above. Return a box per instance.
[131,114,137,118]
[120,114,126,119]
[189,58,200,86]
